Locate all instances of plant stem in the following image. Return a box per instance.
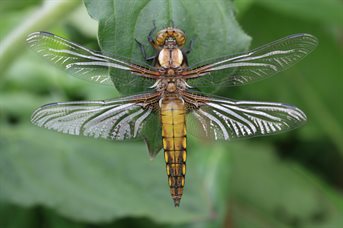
[0,0,80,73]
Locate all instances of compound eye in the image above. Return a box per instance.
[156,30,168,46]
[174,30,186,46]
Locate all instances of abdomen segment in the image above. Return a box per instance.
[160,97,186,207]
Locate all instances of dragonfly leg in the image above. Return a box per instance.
[135,39,156,62]
[148,20,159,49]
[183,39,194,55]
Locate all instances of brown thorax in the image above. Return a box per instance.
[154,78,189,93]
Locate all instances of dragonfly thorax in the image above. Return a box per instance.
[155,78,187,93]
[158,48,184,68]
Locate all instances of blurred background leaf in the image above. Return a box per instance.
[0,0,342,227]
[0,126,210,223]
[0,0,80,72]
[251,0,343,26]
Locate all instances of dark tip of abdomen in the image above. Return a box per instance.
[173,198,181,207]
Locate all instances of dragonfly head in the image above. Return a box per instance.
[156,27,186,48]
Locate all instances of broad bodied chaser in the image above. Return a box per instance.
[27,24,318,207]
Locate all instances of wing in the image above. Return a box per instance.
[183,34,318,87]
[184,93,306,140]
[26,32,160,86]
[31,93,161,141]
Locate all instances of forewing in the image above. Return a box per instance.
[186,95,307,141]
[31,94,160,141]
[184,34,318,87]
[26,32,159,86]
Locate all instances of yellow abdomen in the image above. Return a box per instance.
[160,97,186,207]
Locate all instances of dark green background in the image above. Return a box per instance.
[0,0,342,227]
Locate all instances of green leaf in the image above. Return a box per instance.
[84,0,251,94]
[141,112,163,158]
[0,202,38,228]
[0,126,210,223]
[0,0,41,13]
[229,142,343,228]
[253,0,343,26]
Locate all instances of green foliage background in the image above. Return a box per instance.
[0,0,342,227]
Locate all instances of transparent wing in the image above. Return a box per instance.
[31,93,160,141]
[26,32,160,86]
[185,93,307,140]
[184,34,318,87]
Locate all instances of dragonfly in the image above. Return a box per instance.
[26,25,318,207]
